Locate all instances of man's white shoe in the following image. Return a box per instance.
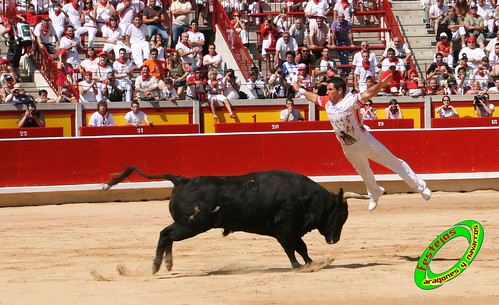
[368,187,385,211]
[368,199,378,211]
[421,187,432,201]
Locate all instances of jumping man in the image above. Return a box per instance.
[293,75,431,211]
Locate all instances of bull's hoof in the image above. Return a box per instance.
[165,254,173,271]
[152,259,162,275]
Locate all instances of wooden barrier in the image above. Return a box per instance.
[215,119,413,133]
[432,117,499,128]
[79,124,199,136]
[0,127,64,138]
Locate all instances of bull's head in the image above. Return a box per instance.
[319,189,349,244]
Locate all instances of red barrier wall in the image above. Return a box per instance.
[1,128,499,188]
[79,125,199,136]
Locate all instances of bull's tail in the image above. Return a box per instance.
[103,166,188,190]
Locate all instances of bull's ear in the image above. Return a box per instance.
[167,175,190,186]
[338,188,344,201]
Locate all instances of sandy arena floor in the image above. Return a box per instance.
[0,191,498,305]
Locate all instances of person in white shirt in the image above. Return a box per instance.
[59,25,84,68]
[203,44,224,76]
[476,0,495,37]
[459,36,486,70]
[49,3,67,39]
[113,48,134,102]
[125,101,153,126]
[125,15,151,67]
[89,101,116,126]
[274,31,298,67]
[79,71,98,103]
[134,65,160,100]
[436,95,459,118]
[428,0,449,35]
[280,98,304,121]
[62,0,82,30]
[116,0,143,33]
[246,70,266,99]
[101,16,130,56]
[33,17,59,54]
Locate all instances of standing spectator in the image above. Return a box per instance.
[295,46,316,72]
[143,0,169,44]
[59,25,84,69]
[94,51,113,101]
[150,34,167,61]
[135,65,160,101]
[379,36,412,72]
[79,71,99,102]
[49,3,67,39]
[304,0,330,28]
[436,95,459,118]
[429,0,449,35]
[385,99,404,119]
[206,69,236,123]
[116,0,142,34]
[333,0,354,23]
[354,50,379,93]
[230,11,248,45]
[352,41,378,70]
[485,32,499,56]
[464,3,486,49]
[194,0,209,26]
[1,18,21,79]
[186,67,207,101]
[307,15,329,60]
[17,4,40,29]
[143,48,166,81]
[203,44,224,76]
[474,93,495,117]
[176,32,201,71]
[170,0,193,48]
[187,20,205,68]
[55,48,77,86]
[89,100,116,126]
[75,0,98,48]
[246,70,266,99]
[274,32,299,68]
[167,50,190,98]
[125,101,154,126]
[62,0,82,31]
[18,102,45,127]
[360,99,378,120]
[93,0,115,32]
[282,51,300,84]
[125,15,151,67]
[435,33,454,68]
[289,18,307,47]
[459,36,486,70]
[101,16,129,57]
[280,98,304,121]
[476,0,495,38]
[314,47,336,79]
[260,18,279,70]
[329,12,353,75]
[113,48,134,102]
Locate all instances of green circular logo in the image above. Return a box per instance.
[414,220,484,290]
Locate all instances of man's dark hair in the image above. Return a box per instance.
[329,77,347,94]
[38,89,48,95]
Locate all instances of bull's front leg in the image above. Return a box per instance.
[295,238,313,265]
[153,222,209,274]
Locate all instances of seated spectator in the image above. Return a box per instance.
[427,53,453,82]
[0,59,17,85]
[9,84,36,105]
[159,78,179,102]
[135,65,160,101]
[282,51,299,84]
[142,0,169,44]
[404,71,425,97]
[443,77,459,95]
[381,48,406,73]
[435,63,454,88]
[426,77,445,95]
[143,48,166,81]
[280,98,304,121]
[94,51,113,101]
[352,41,378,70]
[101,16,130,58]
[474,93,495,117]
[33,16,59,54]
[353,50,378,93]
[59,25,84,69]
[55,86,77,103]
[459,37,486,71]
[473,63,493,91]
[435,33,454,68]
[267,67,289,98]
[150,34,167,61]
[101,72,125,102]
[186,67,208,102]
[0,75,16,102]
[295,46,316,72]
[18,102,45,127]
[488,43,499,75]
[314,47,336,80]
[206,69,236,123]
[113,48,134,102]
[289,18,306,47]
[464,4,486,49]
[49,2,67,39]
[315,70,336,96]
[125,15,151,67]
[379,36,412,72]
[274,7,290,33]
[167,50,190,98]
[292,64,313,98]
[75,1,98,48]
[79,48,98,73]
[487,78,499,93]
[176,32,201,72]
[79,71,99,102]
[88,100,116,126]
[485,32,499,56]
[456,66,471,93]
[246,70,266,99]
[429,0,448,36]
[441,6,467,52]
[125,101,154,126]
[454,53,474,79]
[466,80,486,95]
[476,0,494,38]
[381,63,404,95]
[35,89,56,103]
[360,99,378,120]
[436,95,459,118]
[223,68,242,99]
[385,99,404,119]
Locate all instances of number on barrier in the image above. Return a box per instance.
[19,131,28,137]
[271,124,280,130]
[378,121,385,127]
[492,119,498,125]
[136,127,144,134]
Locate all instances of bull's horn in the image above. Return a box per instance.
[343,192,370,200]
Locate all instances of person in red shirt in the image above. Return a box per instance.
[381,63,404,95]
[17,4,40,27]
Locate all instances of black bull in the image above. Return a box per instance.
[104,167,366,274]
